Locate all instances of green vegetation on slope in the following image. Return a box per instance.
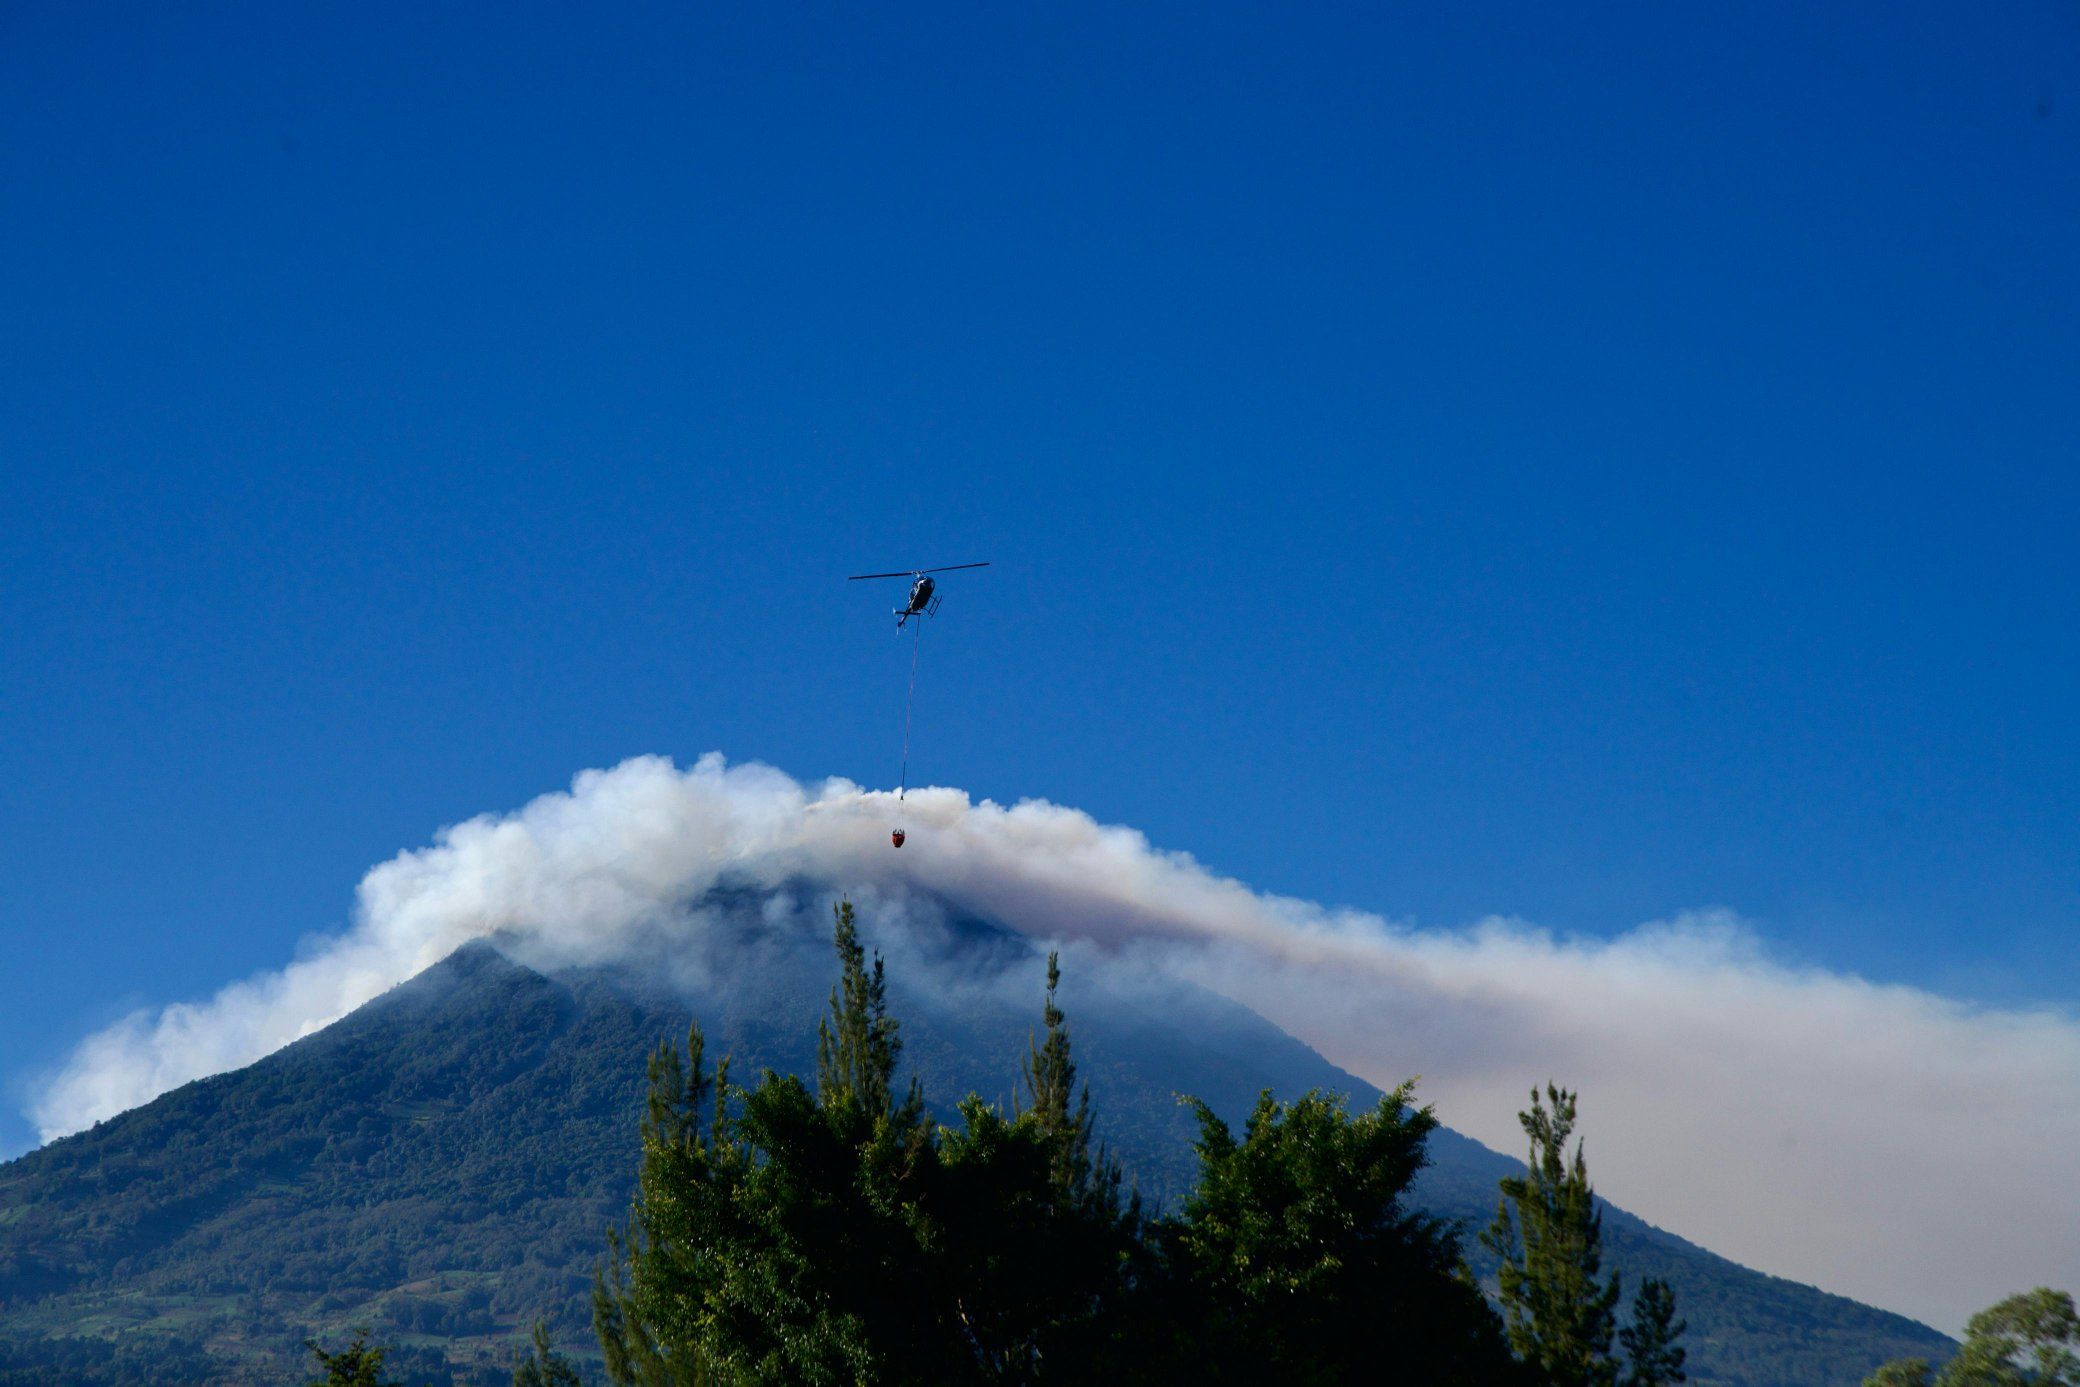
[0,891,1956,1384]
[0,943,644,1383]
[598,900,1524,1383]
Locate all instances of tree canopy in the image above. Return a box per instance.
[304,1329,402,1387]
[595,898,1561,1384]
[1484,1084,1625,1387]
[1865,1288,2080,1387]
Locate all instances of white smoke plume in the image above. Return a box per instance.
[27,753,2080,1333]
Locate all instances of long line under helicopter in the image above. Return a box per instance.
[847,562,989,847]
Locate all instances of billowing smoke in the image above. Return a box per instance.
[27,754,2080,1333]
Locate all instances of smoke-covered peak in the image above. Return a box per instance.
[24,752,2080,1333]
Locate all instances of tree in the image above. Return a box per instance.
[927,953,1143,1382]
[592,1017,728,1386]
[1020,952,1096,1199]
[598,896,1525,1385]
[1865,1288,2079,1387]
[513,1320,583,1387]
[304,1329,401,1387]
[1620,1278,1687,1386]
[1948,1287,2077,1386]
[816,898,913,1120]
[1956,1288,2079,1385]
[1482,1084,1623,1387]
[1162,1085,1525,1385]
[596,899,951,1385]
[1015,950,1136,1225]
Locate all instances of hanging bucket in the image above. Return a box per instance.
[891,829,906,848]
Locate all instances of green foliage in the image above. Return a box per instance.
[0,942,640,1381]
[601,901,1522,1385]
[594,902,1158,1385]
[596,900,950,1384]
[1868,1287,2080,1387]
[0,1333,222,1386]
[816,900,912,1120]
[513,1320,583,1387]
[1482,1084,1625,1387]
[1952,1288,2079,1385]
[306,1327,403,1387]
[1621,1278,1686,1386]
[930,949,1143,1378]
[1020,952,1099,1202]
[0,899,1961,1386]
[930,1093,1144,1380]
[1159,1086,1525,1385]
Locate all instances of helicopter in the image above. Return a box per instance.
[847,562,990,628]
[848,561,991,848]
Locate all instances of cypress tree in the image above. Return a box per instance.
[512,1320,583,1387]
[1017,950,1131,1217]
[1020,952,1088,1185]
[816,898,909,1118]
[592,1015,725,1387]
[1482,1084,1623,1387]
[596,898,947,1385]
[303,1330,401,1387]
[1620,1278,1687,1387]
[932,951,1145,1381]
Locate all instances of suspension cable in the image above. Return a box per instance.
[898,613,922,809]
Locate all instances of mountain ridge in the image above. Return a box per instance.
[1,894,1952,1385]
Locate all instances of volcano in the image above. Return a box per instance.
[0,886,1951,1385]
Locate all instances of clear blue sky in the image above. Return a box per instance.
[2,3,2075,1157]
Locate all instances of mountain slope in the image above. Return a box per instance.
[0,892,1951,1384]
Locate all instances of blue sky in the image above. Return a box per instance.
[2,2,2076,1159]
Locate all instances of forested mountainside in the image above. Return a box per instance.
[0,894,1952,1385]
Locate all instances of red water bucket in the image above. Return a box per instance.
[891,829,906,848]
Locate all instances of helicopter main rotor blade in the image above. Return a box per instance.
[848,562,990,580]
